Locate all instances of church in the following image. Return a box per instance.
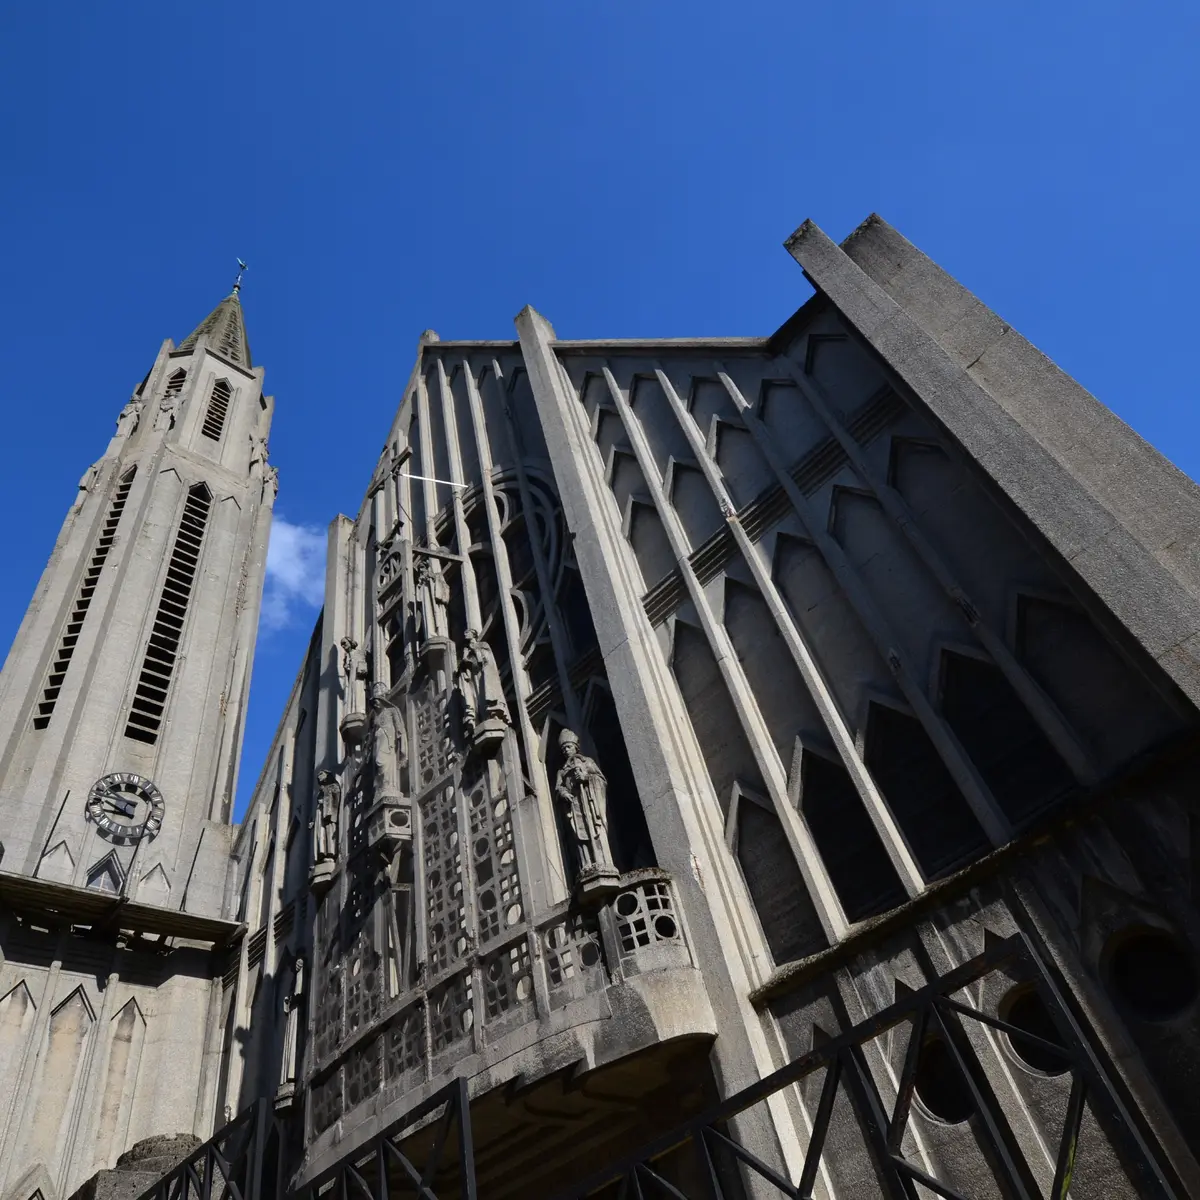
[1,214,1198,1200]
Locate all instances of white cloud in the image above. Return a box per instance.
[261,515,326,633]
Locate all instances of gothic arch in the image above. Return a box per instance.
[19,988,95,1174]
[38,840,76,884]
[93,998,146,1165]
[85,849,125,893]
[0,980,37,1107]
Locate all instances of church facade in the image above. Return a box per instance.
[1,215,1199,1200]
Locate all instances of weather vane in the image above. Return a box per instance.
[232,258,248,295]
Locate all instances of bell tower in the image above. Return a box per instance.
[0,283,276,915]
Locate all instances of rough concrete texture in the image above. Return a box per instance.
[67,1135,201,1200]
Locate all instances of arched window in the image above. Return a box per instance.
[125,483,212,744]
[33,467,136,729]
[201,379,232,441]
[863,701,988,879]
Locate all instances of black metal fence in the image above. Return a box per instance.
[137,1078,476,1200]
[135,1101,286,1200]
[295,1077,476,1200]
[140,933,1186,1200]
[550,933,1186,1200]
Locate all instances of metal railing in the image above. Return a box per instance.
[138,1078,476,1200]
[297,1077,476,1200]
[549,932,1187,1200]
[139,933,1186,1200]
[135,1101,285,1200]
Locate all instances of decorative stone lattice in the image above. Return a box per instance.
[543,913,605,989]
[345,771,372,859]
[430,973,473,1054]
[414,684,454,790]
[345,870,375,928]
[384,1004,425,1083]
[614,879,681,954]
[464,766,523,946]
[482,939,533,1022]
[344,929,382,1038]
[313,967,343,1064]
[422,783,467,976]
[345,1032,382,1108]
[311,1068,342,1135]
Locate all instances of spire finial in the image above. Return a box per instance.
[232,258,248,297]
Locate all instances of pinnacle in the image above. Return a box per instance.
[177,292,251,368]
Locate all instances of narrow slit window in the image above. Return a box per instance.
[201,380,232,441]
[33,467,136,729]
[124,484,212,744]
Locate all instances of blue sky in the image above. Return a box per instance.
[1,2,1197,820]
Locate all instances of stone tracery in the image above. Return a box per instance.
[299,357,688,1149]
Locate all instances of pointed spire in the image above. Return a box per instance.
[178,284,252,368]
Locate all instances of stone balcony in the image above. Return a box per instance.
[299,868,717,1193]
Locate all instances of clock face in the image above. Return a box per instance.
[86,773,165,845]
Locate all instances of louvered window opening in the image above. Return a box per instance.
[166,369,187,397]
[124,485,211,744]
[33,468,137,730]
[201,380,232,440]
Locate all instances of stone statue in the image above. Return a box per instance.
[115,398,142,439]
[370,684,407,802]
[340,637,369,713]
[262,464,279,502]
[312,769,341,863]
[457,629,510,745]
[276,955,304,1108]
[249,431,269,470]
[416,552,451,640]
[154,394,177,432]
[554,729,616,885]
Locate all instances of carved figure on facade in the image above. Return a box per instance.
[154,394,177,431]
[310,769,341,892]
[370,683,408,803]
[555,729,620,901]
[340,636,370,744]
[262,464,279,502]
[115,398,143,440]
[275,954,304,1111]
[249,431,269,471]
[415,551,451,642]
[457,629,510,751]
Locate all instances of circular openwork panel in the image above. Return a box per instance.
[999,985,1070,1076]
[913,1034,976,1125]
[653,914,678,941]
[1104,927,1198,1022]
